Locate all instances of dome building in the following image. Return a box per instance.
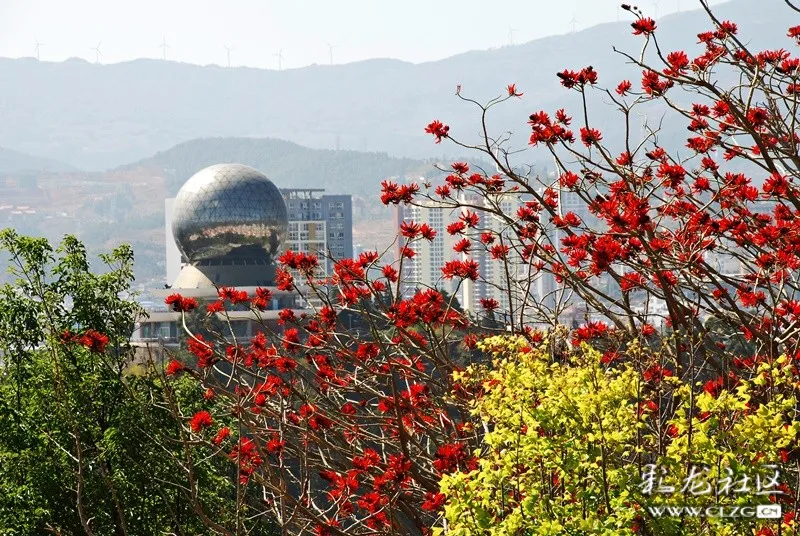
[133,164,303,351]
[170,163,288,288]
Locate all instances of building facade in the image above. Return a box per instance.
[281,189,353,275]
[165,188,353,284]
[394,200,460,301]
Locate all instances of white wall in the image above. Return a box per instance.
[165,198,182,286]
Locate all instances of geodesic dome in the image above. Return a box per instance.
[171,163,288,263]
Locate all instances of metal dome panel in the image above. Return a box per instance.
[171,163,288,263]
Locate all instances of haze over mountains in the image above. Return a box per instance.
[120,137,434,195]
[0,0,788,173]
[0,146,75,173]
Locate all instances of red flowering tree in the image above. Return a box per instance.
[162,251,482,535]
[163,2,800,534]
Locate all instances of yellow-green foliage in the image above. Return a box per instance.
[437,336,799,536]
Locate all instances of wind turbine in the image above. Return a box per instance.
[653,0,660,17]
[326,42,337,65]
[91,41,102,64]
[508,26,518,46]
[159,36,169,60]
[273,48,284,70]
[224,45,233,67]
[34,39,43,60]
[569,14,578,33]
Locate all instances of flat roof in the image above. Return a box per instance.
[138,308,308,323]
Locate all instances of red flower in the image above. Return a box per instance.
[557,66,597,89]
[425,119,450,143]
[275,269,294,291]
[559,171,579,188]
[165,359,185,376]
[703,376,724,398]
[590,235,623,273]
[490,244,510,260]
[252,287,273,311]
[453,238,471,253]
[266,434,285,454]
[715,20,737,38]
[571,321,610,345]
[212,426,231,445]
[422,492,447,512]
[165,293,198,312]
[480,298,499,310]
[620,272,646,292]
[419,223,437,240]
[382,264,398,282]
[432,442,475,474]
[631,17,656,36]
[616,80,632,96]
[764,172,790,196]
[277,250,320,275]
[188,334,216,368]
[507,83,523,97]
[206,300,225,313]
[190,410,213,432]
[460,211,479,227]
[399,246,416,259]
[580,127,603,147]
[665,50,689,75]
[451,161,469,174]
[77,329,109,353]
[277,308,296,325]
[643,365,673,384]
[641,70,673,95]
[442,259,479,281]
[282,328,301,351]
[446,221,466,235]
[400,221,421,238]
[218,287,248,304]
[789,25,800,44]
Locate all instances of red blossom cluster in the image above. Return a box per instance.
[380,180,419,205]
[165,293,198,312]
[424,119,450,143]
[631,17,656,36]
[189,410,213,432]
[556,66,598,88]
[61,329,110,353]
[528,110,575,146]
[278,250,320,276]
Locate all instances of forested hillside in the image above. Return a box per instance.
[121,137,437,194]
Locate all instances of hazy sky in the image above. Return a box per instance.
[0,0,724,69]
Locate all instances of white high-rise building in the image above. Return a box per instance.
[395,201,460,300]
[165,198,182,286]
[394,192,554,320]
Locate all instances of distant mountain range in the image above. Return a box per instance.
[0,0,791,171]
[0,146,76,174]
[120,137,435,195]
